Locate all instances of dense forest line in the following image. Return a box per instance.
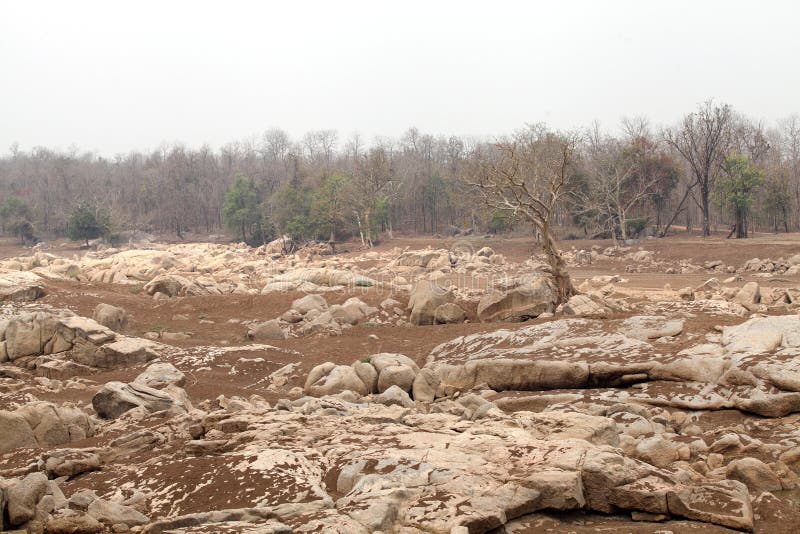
[1,101,799,247]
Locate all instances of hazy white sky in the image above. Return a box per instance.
[2,0,799,155]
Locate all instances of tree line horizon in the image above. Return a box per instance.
[1,101,798,252]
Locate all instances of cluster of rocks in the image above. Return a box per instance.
[0,401,93,454]
[697,256,800,277]
[304,353,440,404]
[676,278,800,314]
[738,254,800,275]
[248,294,384,338]
[1,303,800,531]
[1,309,169,379]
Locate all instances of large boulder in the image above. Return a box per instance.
[408,280,455,326]
[92,303,128,332]
[734,282,761,311]
[88,498,149,527]
[666,480,753,531]
[370,353,420,374]
[248,319,287,341]
[377,364,416,394]
[395,250,450,269]
[329,298,377,325]
[44,514,104,534]
[5,311,58,359]
[477,275,556,322]
[0,271,45,302]
[304,363,370,396]
[561,294,609,317]
[51,316,117,365]
[373,385,414,407]
[292,294,328,315]
[43,448,102,478]
[143,274,192,297]
[92,381,190,419]
[434,303,466,324]
[6,472,48,526]
[90,337,162,369]
[134,362,186,388]
[725,457,782,493]
[14,402,92,448]
[352,361,378,393]
[412,368,441,402]
[0,410,38,453]
[297,311,342,336]
[621,316,684,341]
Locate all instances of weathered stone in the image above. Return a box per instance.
[291,294,328,314]
[433,303,466,324]
[89,337,162,369]
[0,409,37,453]
[134,362,186,388]
[622,316,684,341]
[6,312,58,359]
[7,472,48,526]
[304,363,369,396]
[92,381,189,419]
[0,271,45,302]
[44,513,104,534]
[249,319,287,341]
[408,280,455,326]
[666,480,753,531]
[143,274,192,297]
[352,361,378,393]
[377,363,416,393]
[373,385,414,407]
[634,435,678,468]
[43,448,102,478]
[477,275,555,322]
[561,294,608,317]
[412,368,441,402]
[92,303,128,332]
[88,498,149,526]
[725,457,782,493]
[734,282,761,311]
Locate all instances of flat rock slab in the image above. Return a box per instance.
[0,271,45,302]
[423,316,800,417]
[69,403,753,532]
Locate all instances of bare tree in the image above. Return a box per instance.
[347,145,394,247]
[578,137,657,243]
[666,101,733,236]
[469,125,578,303]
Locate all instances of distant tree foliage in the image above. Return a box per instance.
[0,196,35,244]
[66,202,112,246]
[715,154,763,238]
[222,174,273,246]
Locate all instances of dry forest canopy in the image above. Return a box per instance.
[2,102,799,248]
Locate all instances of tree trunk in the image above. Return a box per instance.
[364,207,372,247]
[660,186,692,238]
[735,207,747,238]
[355,212,365,246]
[700,186,711,237]
[539,225,574,305]
[618,211,628,242]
